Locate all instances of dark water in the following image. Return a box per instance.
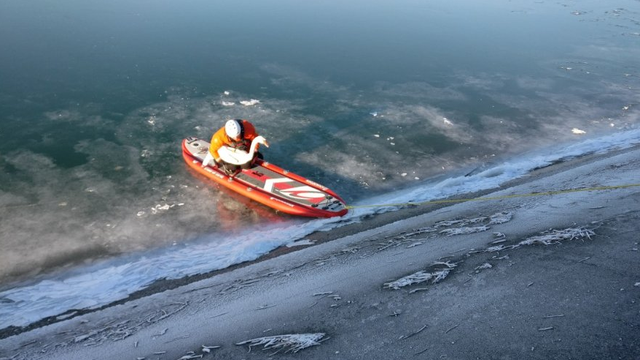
[1,0,639,285]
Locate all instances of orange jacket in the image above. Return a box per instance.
[209,120,259,160]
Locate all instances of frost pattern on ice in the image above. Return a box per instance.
[488,211,513,225]
[440,225,490,236]
[377,211,513,251]
[486,226,595,252]
[68,302,188,345]
[436,212,512,236]
[236,333,326,354]
[177,353,203,360]
[435,212,512,229]
[475,263,493,271]
[517,227,594,246]
[384,262,456,290]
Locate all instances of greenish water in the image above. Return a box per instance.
[0,0,639,284]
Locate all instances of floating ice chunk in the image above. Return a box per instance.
[443,117,453,125]
[151,204,172,214]
[572,128,586,135]
[221,101,235,106]
[236,333,326,353]
[374,134,380,138]
[370,112,378,117]
[223,91,230,95]
[240,99,260,106]
[401,173,408,177]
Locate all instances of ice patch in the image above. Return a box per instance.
[475,263,493,271]
[0,217,347,329]
[486,226,595,252]
[517,227,594,246]
[236,333,326,353]
[240,99,260,106]
[489,211,513,225]
[384,262,455,290]
[440,225,490,236]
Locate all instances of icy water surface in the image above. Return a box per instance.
[0,0,639,329]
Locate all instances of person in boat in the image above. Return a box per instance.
[202,119,269,174]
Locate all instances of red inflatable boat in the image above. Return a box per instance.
[182,137,348,218]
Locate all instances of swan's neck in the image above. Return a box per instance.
[248,137,260,157]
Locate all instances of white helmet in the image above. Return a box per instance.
[225,119,243,139]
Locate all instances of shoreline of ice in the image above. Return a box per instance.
[1,128,640,331]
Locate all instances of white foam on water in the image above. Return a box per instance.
[1,128,639,330]
[357,128,640,211]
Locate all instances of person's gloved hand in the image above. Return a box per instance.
[236,144,248,152]
[216,159,236,175]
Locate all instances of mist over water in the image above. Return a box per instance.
[0,0,639,324]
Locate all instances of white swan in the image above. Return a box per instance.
[218,135,269,166]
